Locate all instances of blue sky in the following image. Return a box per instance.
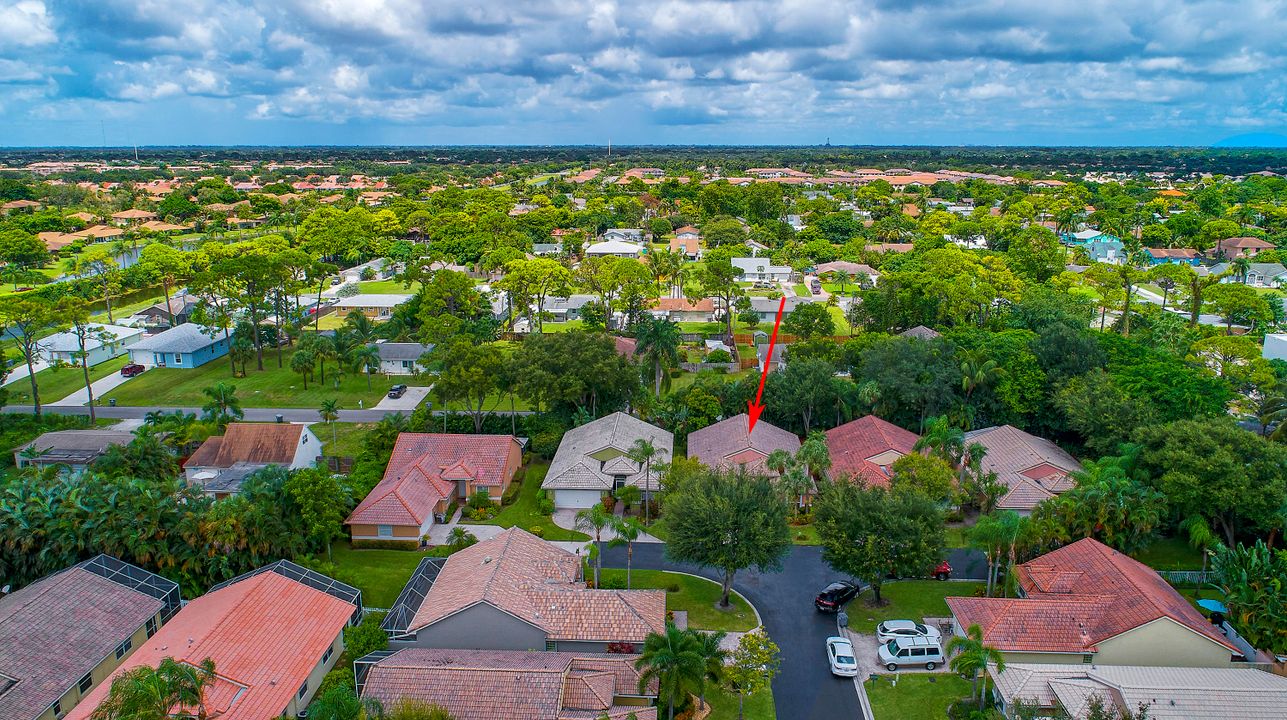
[2,0,1286,147]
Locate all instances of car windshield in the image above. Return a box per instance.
[915,623,929,634]
[885,640,898,653]
[837,655,855,664]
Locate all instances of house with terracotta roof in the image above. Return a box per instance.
[346,433,523,544]
[0,555,180,720]
[110,209,157,225]
[67,561,361,720]
[963,425,1081,513]
[382,528,665,654]
[825,415,919,487]
[946,538,1244,668]
[357,648,657,720]
[688,413,800,477]
[669,232,702,260]
[1209,236,1275,259]
[543,412,673,509]
[183,422,322,497]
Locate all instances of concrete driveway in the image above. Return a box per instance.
[50,367,141,407]
[373,385,431,411]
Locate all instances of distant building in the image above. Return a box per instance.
[375,342,433,375]
[731,257,792,282]
[584,239,643,258]
[40,324,143,366]
[332,293,412,319]
[963,425,1081,513]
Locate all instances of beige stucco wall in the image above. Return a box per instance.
[280,631,345,717]
[996,651,1087,665]
[350,523,421,540]
[1094,618,1236,667]
[38,612,161,720]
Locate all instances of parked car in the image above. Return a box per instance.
[888,560,952,581]
[825,636,859,677]
[810,279,823,294]
[877,636,945,672]
[814,581,860,612]
[387,384,408,399]
[120,363,146,378]
[876,620,943,644]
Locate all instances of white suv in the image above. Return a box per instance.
[877,636,945,671]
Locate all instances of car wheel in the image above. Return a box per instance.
[886,663,898,672]
[926,662,936,671]
[936,572,948,581]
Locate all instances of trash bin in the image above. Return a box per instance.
[275,414,284,423]
[108,398,116,407]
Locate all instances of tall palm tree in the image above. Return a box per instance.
[914,416,965,466]
[635,316,682,396]
[90,656,216,720]
[693,629,729,710]
[795,432,831,482]
[608,516,643,588]
[344,310,377,344]
[575,503,612,588]
[830,269,851,294]
[960,352,1004,429]
[200,382,243,427]
[350,344,381,390]
[947,624,1005,711]
[635,623,706,720]
[318,398,341,444]
[626,438,659,524]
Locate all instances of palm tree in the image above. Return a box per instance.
[608,516,643,588]
[947,624,1005,711]
[830,269,851,294]
[350,343,381,390]
[291,349,316,390]
[626,438,660,524]
[575,503,612,588]
[960,352,1004,429]
[764,449,793,477]
[635,315,682,396]
[305,684,384,720]
[693,629,729,711]
[344,310,377,343]
[90,656,216,720]
[795,432,831,482]
[914,416,965,466]
[319,398,341,444]
[200,382,243,427]
[635,623,706,720]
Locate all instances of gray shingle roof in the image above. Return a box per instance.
[376,342,434,362]
[543,412,673,491]
[129,324,223,353]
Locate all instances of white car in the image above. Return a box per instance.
[826,636,859,677]
[875,619,943,644]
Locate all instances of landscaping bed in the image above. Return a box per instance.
[459,462,590,542]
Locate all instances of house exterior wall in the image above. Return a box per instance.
[396,602,548,651]
[554,489,604,508]
[129,337,229,368]
[280,631,345,718]
[468,442,522,498]
[549,639,613,654]
[1093,618,1236,667]
[291,427,323,468]
[349,522,424,542]
[36,612,162,720]
[379,358,423,375]
[993,651,1086,665]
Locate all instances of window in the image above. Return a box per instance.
[545,640,557,651]
[910,648,925,657]
[78,673,93,694]
[377,525,393,538]
[146,617,158,638]
[401,360,413,369]
[52,700,62,718]
[173,354,182,365]
[114,638,132,660]
[297,681,308,700]
[322,646,333,664]
[1082,654,1094,664]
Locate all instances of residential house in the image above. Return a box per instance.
[542,412,673,509]
[669,228,702,260]
[989,663,1287,720]
[864,243,915,253]
[339,259,391,284]
[815,261,880,287]
[899,325,941,340]
[40,324,143,366]
[785,214,806,231]
[375,342,433,375]
[346,433,523,543]
[687,413,800,477]
[1210,262,1287,288]
[332,293,412,318]
[1,199,41,213]
[109,209,156,225]
[825,415,919,487]
[649,297,715,323]
[947,538,1243,667]
[748,295,806,323]
[945,234,988,250]
[964,425,1081,513]
[67,561,362,720]
[1145,248,1202,266]
[1087,237,1126,264]
[584,239,643,258]
[532,242,563,256]
[602,228,647,243]
[126,324,228,368]
[131,296,200,329]
[15,429,136,474]
[731,257,792,283]
[756,342,788,372]
[0,555,180,720]
[380,528,665,653]
[183,422,322,497]
[357,649,658,720]
[1210,236,1275,259]
[538,294,598,322]
[1264,333,1287,361]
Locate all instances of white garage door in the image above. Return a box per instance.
[556,490,602,509]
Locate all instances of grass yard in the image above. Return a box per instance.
[1131,536,1204,570]
[827,306,853,335]
[792,284,812,297]
[102,347,403,408]
[789,522,820,545]
[459,462,590,542]
[598,568,758,633]
[329,540,433,608]
[864,673,972,720]
[704,684,775,720]
[846,580,985,634]
[541,320,585,333]
[6,355,130,405]
[944,525,968,549]
[321,421,375,458]
[677,321,726,334]
[358,280,421,294]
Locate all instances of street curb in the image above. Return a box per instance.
[841,616,877,720]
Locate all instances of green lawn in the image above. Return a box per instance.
[6,355,130,405]
[944,526,968,549]
[677,321,726,334]
[329,540,434,608]
[864,673,972,720]
[358,280,421,294]
[459,462,590,541]
[541,321,585,333]
[321,421,375,458]
[790,522,820,545]
[1131,536,1204,570]
[827,306,853,335]
[792,284,812,297]
[846,581,985,634]
[102,347,404,408]
[598,568,758,633]
[705,684,775,720]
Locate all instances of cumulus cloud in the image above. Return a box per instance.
[1,0,1285,144]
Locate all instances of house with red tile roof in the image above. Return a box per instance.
[0,556,180,720]
[669,232,702,260]
[357,648,658,720]
[687,413,800,477]
[347,433,523,545]
[383,528,664,654]
[963,425,1081,513]
[946,538,1243,668]
[648,297,715,322]
[825,415,919,487]
[1209,236,1275,259]
[67,561,361,720]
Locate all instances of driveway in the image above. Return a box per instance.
[49,368,141,407]
[373,385,431,411]
[551,509,663,543]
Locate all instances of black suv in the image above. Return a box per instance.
[814,581,860,612]
[387,384,408,399]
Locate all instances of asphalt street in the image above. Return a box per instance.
[600,543,987,720]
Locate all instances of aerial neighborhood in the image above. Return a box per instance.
[1,146,1286,720]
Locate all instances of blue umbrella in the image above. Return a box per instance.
[1197,599,1228,614]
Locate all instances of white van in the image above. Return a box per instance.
[877,635,945,671]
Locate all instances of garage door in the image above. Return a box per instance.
[556,490,602,508]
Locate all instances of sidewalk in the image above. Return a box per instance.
[49,369,141,407]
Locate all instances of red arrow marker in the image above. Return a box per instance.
[748,295,786,435]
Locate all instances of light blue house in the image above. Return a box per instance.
[127,324,229,368]
[1062,228,1120,246]
[1087,237,1126,265]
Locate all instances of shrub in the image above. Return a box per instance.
[705,348,732,363]
[466,490,496,511]
[665,582,681,593]
[606,641,637,654]
[537,497,555,515]
[351,539,418,550]
[600,494,615,512]
[529,525,545,538]
[501,478,522,505]
[316,667,355,696]
[359,266,377,281]
[446,527,478,550]
[343,612,388,661]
